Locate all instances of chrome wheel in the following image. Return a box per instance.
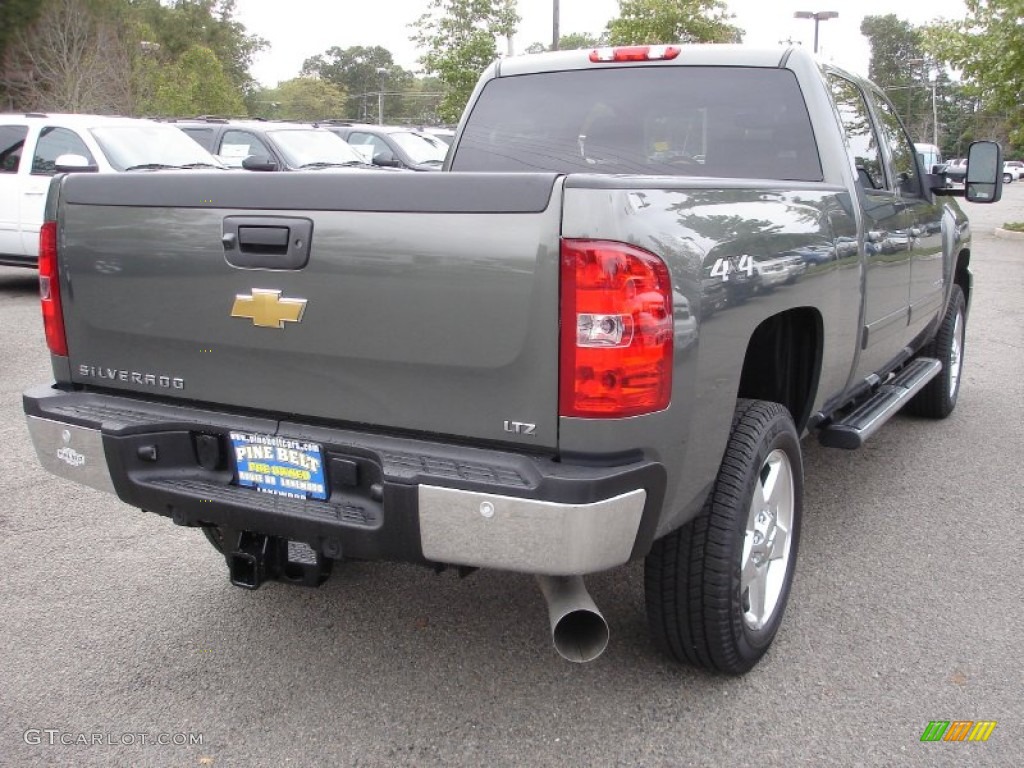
[741,448,794,631]
[949,309,964,399]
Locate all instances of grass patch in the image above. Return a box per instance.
[1003,221,1024,232]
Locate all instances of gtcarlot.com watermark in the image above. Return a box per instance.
[24,729,203,747]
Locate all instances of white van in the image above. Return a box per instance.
[0,113,224,267]
[914,142,944,174]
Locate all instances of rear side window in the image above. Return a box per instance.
[0,125,28,173]
[451,66,822,181]
[179,126,216,151]
[32,126,95,175]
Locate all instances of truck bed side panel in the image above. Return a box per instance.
[559,180,861,534]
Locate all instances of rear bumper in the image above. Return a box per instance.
[24,386,665,575]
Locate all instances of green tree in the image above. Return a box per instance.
[860,15,925,89]
[127,0,266,97]
[605,0,742,46]
[936,81,983,157]
[0,0,43,76]
[395,75,447,125]
[860,15,933,142]
[0,0,133,112]
[143,44,244,116]
[524,31,605,53]
[922,0,1024,149]
[411,0,520,123]
[557,32,605,50]
[259,77,347,121]
[0,0,264,115]
[301,45,413,122]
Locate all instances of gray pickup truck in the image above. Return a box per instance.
[24,45,1002,673]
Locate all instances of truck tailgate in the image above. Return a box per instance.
[55,172,563,449]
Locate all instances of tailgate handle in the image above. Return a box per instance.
[223,216,313,270]
[238,226,289,253]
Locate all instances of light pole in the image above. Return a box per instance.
[552,0,560,51]
[930,79,938,146]
[794,11,838,54]
[376,67,388,125]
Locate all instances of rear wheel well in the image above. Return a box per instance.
[955,248,971,308]
[736,309,822,432]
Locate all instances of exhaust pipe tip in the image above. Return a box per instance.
[537,575,609,663]
[552,607,610,663]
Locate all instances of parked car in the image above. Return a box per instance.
[944,157,967,184]
[171,118,373,171]
[418,126,456,145]
[0,112,225,268]
[1003,160,1023,183]
[753,252,805,288]
[318,123,449,171]
[914,142,944,174]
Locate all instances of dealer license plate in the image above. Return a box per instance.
[229,431,328,501]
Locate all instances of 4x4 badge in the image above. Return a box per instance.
[231,289,307,329]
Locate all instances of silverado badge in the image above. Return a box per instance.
[231,289,307,329]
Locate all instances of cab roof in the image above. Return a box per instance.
[495,44,812,77]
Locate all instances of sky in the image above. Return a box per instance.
[236,0,969,89]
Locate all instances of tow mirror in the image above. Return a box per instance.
[964,141,1002,203]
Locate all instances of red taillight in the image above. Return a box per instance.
[39,220,67,357]
[589,45,681,63]
[560,239,673,418]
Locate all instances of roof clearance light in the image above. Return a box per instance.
[589,45,681,63]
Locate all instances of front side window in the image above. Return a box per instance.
[347,132,391,161]
[0,125,28,173]
[827,75,884,190]
[218,130,272,167]
[32,127,95,175]
[266,129,365,167]
[451,66,822,181]
[872,95,921,197]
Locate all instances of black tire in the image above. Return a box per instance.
[1003,173,1012,184]
[645,400,803,675]
[905,285,966,419]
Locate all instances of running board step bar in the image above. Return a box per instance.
[818,358,942,450]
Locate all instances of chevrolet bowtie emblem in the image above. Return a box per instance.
[231,289,307,329]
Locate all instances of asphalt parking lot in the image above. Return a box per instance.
[1,185,1022,767]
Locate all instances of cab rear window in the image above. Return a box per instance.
[451,66,822,182]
